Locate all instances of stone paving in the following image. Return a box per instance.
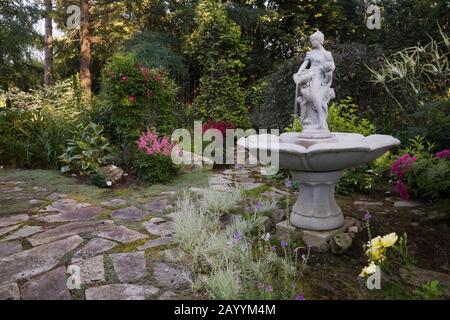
[1,166,448,300]
[0,166,269,300]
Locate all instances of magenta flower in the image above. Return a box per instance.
[436,150,450,159]
[396,180,410,200]
[120,76,128,81]
[137,130,175,156]
[128,96,136,103]
[202,120,235,135]
[147,89,154,97]
[155,74,162,81]
[391,154,417,178]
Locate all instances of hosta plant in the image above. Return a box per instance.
[59,122,114,175]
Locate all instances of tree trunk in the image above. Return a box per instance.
[2,83,11,108]
[80,0,92,101]
[44,0,54,86]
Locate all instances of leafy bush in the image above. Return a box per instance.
[133,152,178,185]
[59,123,114,175]
[336,167,374,196]
[133,130,178,184]
[284,97,376,136]
[97,54,181,148]
[0,79,83,169]
[0,109,73,169]
[186,0,251,128]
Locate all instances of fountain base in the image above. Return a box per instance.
[290,170,345,231]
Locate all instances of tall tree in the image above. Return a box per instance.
[44,0,54,86]
[0,0,41,107]
[79,0,92,99]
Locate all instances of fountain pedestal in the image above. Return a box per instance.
[290,170,344,231]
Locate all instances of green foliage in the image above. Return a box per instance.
[125,31,188,82]
[413,281,445,300]
[405,157,450,202]
[327,97,376,135]
[97,54,181,149]
[186,0,250,128]
[133,152,178,185]
[88,171,109,188]
[336,167,375,196]
[59,123,114,175]
[0,79,83,169]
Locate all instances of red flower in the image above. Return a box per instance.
[128,96,136,103]
[155,74,162,82]
[139,65,151,82]
[436,149,450,160]
[121,76,128,81]
[146,89,154,97]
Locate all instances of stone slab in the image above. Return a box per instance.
[400,266,450,298]
[71,255,105,284]
[28,220,113,247]
[95,226,147,244]
[110,252,146,283]
[85,284,159,300]
[153,262,191,290]
[0,224,21,238]
[111,207,145,221]
[0,214,29,228]
[73,238,117,260]
[2,226,43,241]
[0,241,22,259]
[0,235,83,285]
[0,283,20,300]
[35,206,105,223]
[138,237,175,250]
[21,266,71,300]
[143,218,174,237]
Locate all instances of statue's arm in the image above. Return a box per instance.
[293,58,310,83]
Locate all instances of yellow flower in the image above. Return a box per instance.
[369,236,383,248]
[365,245,385,262]
[380,232,398,248]
[359,261,378,278]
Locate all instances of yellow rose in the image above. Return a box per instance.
[380,232,398,248]
[359,261,378,278]
[365,245,385,261]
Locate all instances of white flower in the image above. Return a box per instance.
[106,181,112,187]
[380,232,398,248]
[262,233,271,241]
[359,261,378,278]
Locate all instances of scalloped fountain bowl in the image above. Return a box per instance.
[238,132,400,231]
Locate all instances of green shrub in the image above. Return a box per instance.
[336,167,375,196]
[0,79,82,169]
[0,109,72,168]
[133,151,178,185]
[97,54,181,148]
[186,0,251,128]
[59,122,114,175]
[405,157,450,202]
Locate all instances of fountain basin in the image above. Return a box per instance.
[238,132,400,230]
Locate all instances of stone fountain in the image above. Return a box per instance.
[238,30,400,231]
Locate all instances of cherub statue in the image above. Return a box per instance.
[293,30,335,137]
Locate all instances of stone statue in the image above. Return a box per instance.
[293,30,335,139]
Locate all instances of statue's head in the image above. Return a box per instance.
[310,30,325,48]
